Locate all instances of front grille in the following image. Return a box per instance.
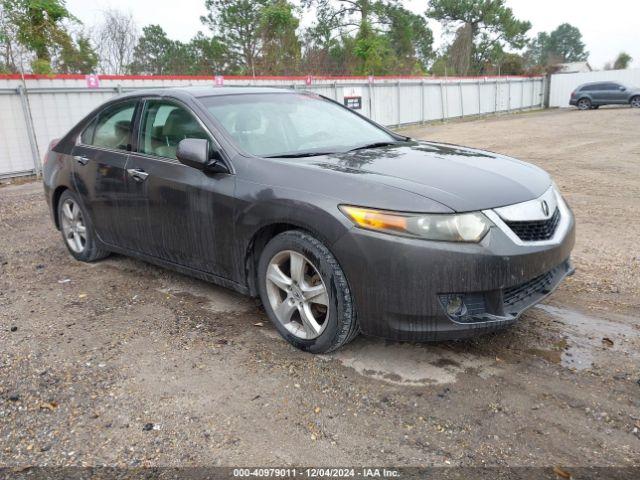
[505,208,560,241]
[503,269,555,307]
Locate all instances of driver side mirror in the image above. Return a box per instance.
[619,86,626,91]
[176,138,229,174]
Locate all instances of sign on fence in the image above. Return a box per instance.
[85,74,100,89]
[343,86,363,110]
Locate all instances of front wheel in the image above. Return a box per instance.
[257,230,359,353]
[577,98,591,110]
[631,96,640,108]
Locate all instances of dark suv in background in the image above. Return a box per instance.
[570,81,640,110]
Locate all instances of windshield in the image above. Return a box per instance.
[201,93,396,157]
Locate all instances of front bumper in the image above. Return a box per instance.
[332,197,576,341]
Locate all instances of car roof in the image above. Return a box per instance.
[578,81,620,87]
[117,86,297,100]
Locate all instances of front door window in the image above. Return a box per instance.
[139,101,210,160]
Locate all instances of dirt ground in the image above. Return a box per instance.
[1,107,639,469]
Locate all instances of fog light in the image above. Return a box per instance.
[445,295,468,317]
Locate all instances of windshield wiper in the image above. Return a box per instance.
[346,141,404,152]
[264,151,336,158]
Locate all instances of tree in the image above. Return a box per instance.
[426,0,531,75]
[1,0,79,73]
[0,2,19,72]
[185,32,230,75]
[202,0,270,76]
[56,32,98,73]
[305,0,391,74]
[94,8,138,75]
[129,24,179,75]
[300,4,344,74]
[302,0,434,75]
[613,52,632,70]
[381,4,434,73]
[495,52,524,75]
[258,0,301,75]
[527,23,588,67]
[353,18,391,75]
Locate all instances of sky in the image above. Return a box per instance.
[66,0,640,70]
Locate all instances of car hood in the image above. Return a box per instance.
[302,140,551,212]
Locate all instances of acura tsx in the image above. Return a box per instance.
[43,87,575,353]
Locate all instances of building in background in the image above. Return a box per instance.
[553,62,593,74]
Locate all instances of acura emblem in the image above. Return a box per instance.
[541,200,549,216]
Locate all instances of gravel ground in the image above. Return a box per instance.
[1,107,639,469]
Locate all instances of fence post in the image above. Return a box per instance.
[420,79,425,124]
[507,79,511,113]
[368,80,374,121]
[459,81,464,118]
[494,79,499,113]
[520,79,524,111]
[477,79,482,115]
[16,85,41,176]
[440,81,446,121]
[531,78,535,109]
[396,80,401,127]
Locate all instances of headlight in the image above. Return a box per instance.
[339,205,492,242]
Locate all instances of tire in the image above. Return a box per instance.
[577,98,591,110]
[57,190,110,262]
[257,230,359,353]
[631,96,640,108]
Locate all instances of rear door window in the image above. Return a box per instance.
[83,101,137,151]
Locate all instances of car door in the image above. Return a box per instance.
[589,83,608,104]
[600,83,623,104]
[124,98,236,278]
[71,99,139,248]
[610,83,628,103]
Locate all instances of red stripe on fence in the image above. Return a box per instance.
[0,73,544,81]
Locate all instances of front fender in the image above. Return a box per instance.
[233,179,354,293]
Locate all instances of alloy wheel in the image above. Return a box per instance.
[265,250,329,340]
[631,97,640,108]
[60,198,87,253]
[577,99,590,110]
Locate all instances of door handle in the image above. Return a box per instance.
[127,168,149,182]
[73,155,90,166]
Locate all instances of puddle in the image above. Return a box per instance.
[534,304,639,371]
[327,338,498,386]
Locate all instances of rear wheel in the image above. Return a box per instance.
[57,190,109,262]
[257,230,359,353]
[577,98,591,110]
[631,96,640,108]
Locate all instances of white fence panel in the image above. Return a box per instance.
[0,75,545,178]
[0,92,33,175]
[549,68,640,107]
